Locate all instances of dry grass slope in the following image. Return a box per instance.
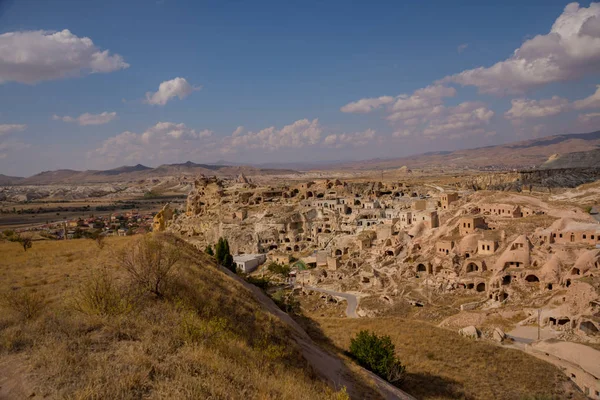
[0,235,347,400]
[309,317,585,400]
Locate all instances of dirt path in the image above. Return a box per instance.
[303,286,359,318]
[222,267,415,400]
[425,184,445,193]
[507,194,594,221]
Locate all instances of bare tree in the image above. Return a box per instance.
[18,236,32,252]
[95,234,106,250]
[120,235,181,298]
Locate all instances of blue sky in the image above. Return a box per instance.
[1,0,600,176]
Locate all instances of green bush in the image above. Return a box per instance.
[271,290,299,313]
[246,276,270,290]
[349,330,405,384]
[267,262,291,277]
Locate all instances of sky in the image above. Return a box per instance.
[1,0,600,176]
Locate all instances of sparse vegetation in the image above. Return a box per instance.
[312,317,585,400]
[1,289,45,320]
[95,233,106,249]
[119,234,181,298]
[0,235,347,399]
[72,266,135,316]
[19,236,32,252]
[272,289,300,313]
[267,261,291,277]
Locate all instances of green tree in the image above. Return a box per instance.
[215,237,235,272]
[204,244,214,256]
[349,330,405,384]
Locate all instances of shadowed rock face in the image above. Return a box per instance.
[540,148,600,170]
[464,168,600,192]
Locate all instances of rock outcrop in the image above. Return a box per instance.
[153,204,174,232]
[458,326,480,339]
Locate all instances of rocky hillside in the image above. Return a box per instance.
[462,168,600,192]
[540,148,600,170]
[0,174,24,185]
[327,130,600,171]
[0,234,360,399]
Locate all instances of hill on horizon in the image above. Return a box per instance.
[320,130,600,171]
[14,161,299,185]
[7,130,600,184]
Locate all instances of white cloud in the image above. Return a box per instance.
[341,85,456,125]
[144,77,200,106]
[223,118,322,152]
[0,29,128,84]
[340,96,394,113]
[392,129,413,138]
[0,124,26,136]
[341,84,494,139]
[573,84,600,109]
[422,101,495,137]
[90,122,214,165]
[577,112,600,123]
[505,96,570,119]
[232,126,244,137]
[442,3,600,94]
[140,122,212,141]
[52,111,117,126]
[457,43,469,53]
[323,129,376,148]
[391,85,456,112]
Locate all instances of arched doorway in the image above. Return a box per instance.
[525,275,539,282]
[466,262,478,273]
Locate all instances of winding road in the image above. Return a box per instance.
[302,286,359,318]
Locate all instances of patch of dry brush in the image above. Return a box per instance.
[0,235,346,399]
[312,317,585,400]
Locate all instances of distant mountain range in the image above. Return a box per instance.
[326,130,600,171]
[3,130,600,185]
[5,162,298,185]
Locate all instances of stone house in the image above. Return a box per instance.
[412,210,439,229]
[478,239,498,255]
[436,240,454,255]
[327,256,340,271]
[480,203,522,218]
[233,254,267,273]
[399,211,412,228]
[459,216,486,236]
[440,193,459,210]
[551,229,600,246]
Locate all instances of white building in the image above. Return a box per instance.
[233,254,266,273]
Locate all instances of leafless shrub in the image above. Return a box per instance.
[1,289,45,320]
[12,234,33,252]
[120,234,181,298]
[73,266,135,316]
[95,234,106,250]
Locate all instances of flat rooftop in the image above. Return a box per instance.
[233,254,264,262]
